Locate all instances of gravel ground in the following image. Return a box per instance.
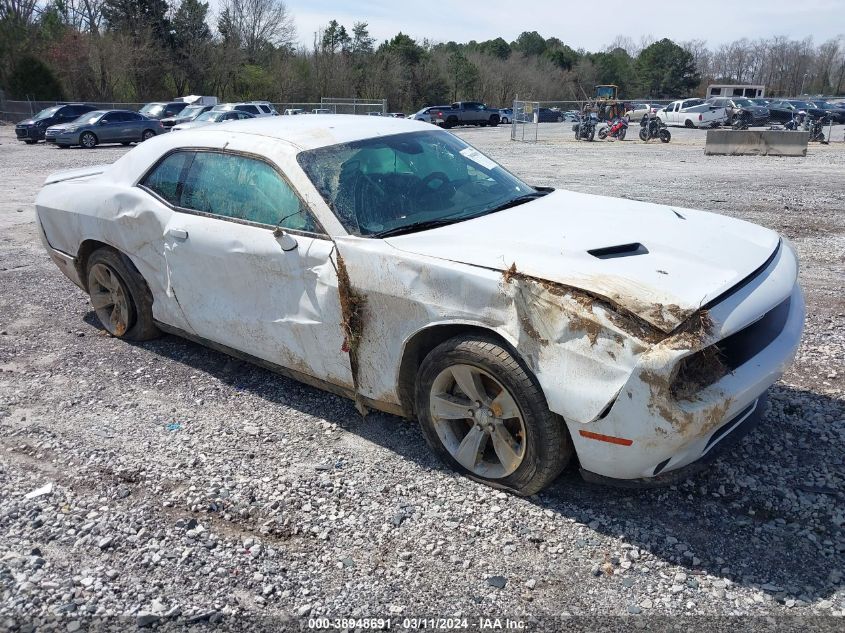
[0,123,843,632]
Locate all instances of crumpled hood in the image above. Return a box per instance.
[386,190,780,333]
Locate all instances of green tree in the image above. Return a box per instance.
[102,0,171,42]
[591,47,634,96]
[320,19,350,54]
[171,0,212,94]
[545,43,579,71]
[351,21,373,55]
[448,50,478,101]
[8,55,65,99]
[511,31,546,57]
[478,37,510,60]
[635,38,700,98]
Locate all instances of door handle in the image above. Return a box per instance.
[167,228,188,240]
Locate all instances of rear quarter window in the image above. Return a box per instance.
[141,152,194,205]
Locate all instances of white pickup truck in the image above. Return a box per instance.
[657,98,728,128]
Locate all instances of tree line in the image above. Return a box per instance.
[1,0,843,110]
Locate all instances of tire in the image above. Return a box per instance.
[619,126,627,140]
[141,129,156,141]
[24,140,36,145]
[639,128,648,142]
[57,144,69,149]
[587,126,595,142]
[85,248,160,341]
[501,117,509,125]
[684,120,694,128]
[415,335,571,495]
[659,129,671,143]
[598,128,608,140]
[488,116,498,127]
[121,141,131,146]
[574,124,580,140]
[80,132,97,149]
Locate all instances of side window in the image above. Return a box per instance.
[124,112,142,121]
[259,105,271,113]
[141,151,194,206]
[180,152,320,233]
[240,105,260,115]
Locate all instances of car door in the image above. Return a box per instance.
[96,112,123,142]
[150,149,355,389]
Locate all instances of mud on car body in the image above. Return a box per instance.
[34,116,804,494]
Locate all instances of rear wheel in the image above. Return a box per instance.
[488,116,499,127]
[415,336,571,495]
[684,120,695,128]
[639,128,649,142]
[80,132,97,149]
[659,129,671,143]
[141,129,156,141]
[85,249,160,341]
[619,126,627,140]
[587,126,595,142]
[598,128,608,140]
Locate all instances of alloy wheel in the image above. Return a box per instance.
[88,263,132,336]
[428,364,527,478]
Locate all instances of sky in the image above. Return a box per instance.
[282,0,845,50]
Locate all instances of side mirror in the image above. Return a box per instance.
[273,228,298,251]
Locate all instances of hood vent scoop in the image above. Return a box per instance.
[588,242,649,259]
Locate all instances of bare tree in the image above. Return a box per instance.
[217,0,295,62]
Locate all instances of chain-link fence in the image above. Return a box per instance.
[510,100,540,142]
[0,96,387,123]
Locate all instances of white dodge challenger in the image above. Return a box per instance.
[35,116,804,494]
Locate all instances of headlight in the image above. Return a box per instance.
[65,127,78,133]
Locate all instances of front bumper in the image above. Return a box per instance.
[16,126,42,140]
[567,243,804,481]
[46,131,79,145]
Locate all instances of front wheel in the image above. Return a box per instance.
[619,126,627,140]
[80,132,97,149]
[639,128,649,142]
[598,128,608,140]
[501,117,509,124]
[141,129,156,141]
[586,126,595,142]
[415,336,571,495]
[659,129,671,143]
[488,116,498,127]
[86,249,160,340]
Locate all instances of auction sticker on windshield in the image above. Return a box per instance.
[459,147,497,170]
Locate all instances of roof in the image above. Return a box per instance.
[206,114,434,151]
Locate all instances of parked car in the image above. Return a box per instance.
[624,103,652,121]
[171,110,255,131]
[15,104,97,143]
[431,102,500,128]
[284,109,305,116]
[658,99,728,128]
[160,104,216,130]
[388,112,406,118]
[140,102,189,121]
[809,100,845,124]
[498,108,513,124]
[750,98,771,107]
[313,109,333,114]
[34,115,803,494]
[411,106,448,123]
[45,110,162,148]
[765,100,824,123]
[705,97,769,126]
[213,101,278,117]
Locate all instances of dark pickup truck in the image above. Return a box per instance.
[431,102,500,128]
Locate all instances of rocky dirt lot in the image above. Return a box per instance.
[0,123,843,632]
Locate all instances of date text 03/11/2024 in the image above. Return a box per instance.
[307,617,527,629]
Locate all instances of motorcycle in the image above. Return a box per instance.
[805,114,830,142]
[572,113,597,141]
[598,117,628,140]
[639,115,671,143]
[731,109,752,130]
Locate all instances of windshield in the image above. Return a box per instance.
[789,101,812,109]
[179,106,204,117]
[298,130,535,237]
[733,98,754,107]
[194,111,219,122]
[34,106,61,120]
[140,104,166,117]
[72,111,105,125]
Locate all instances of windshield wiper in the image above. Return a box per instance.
[371,217,465,239]
[372,191,549,239]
